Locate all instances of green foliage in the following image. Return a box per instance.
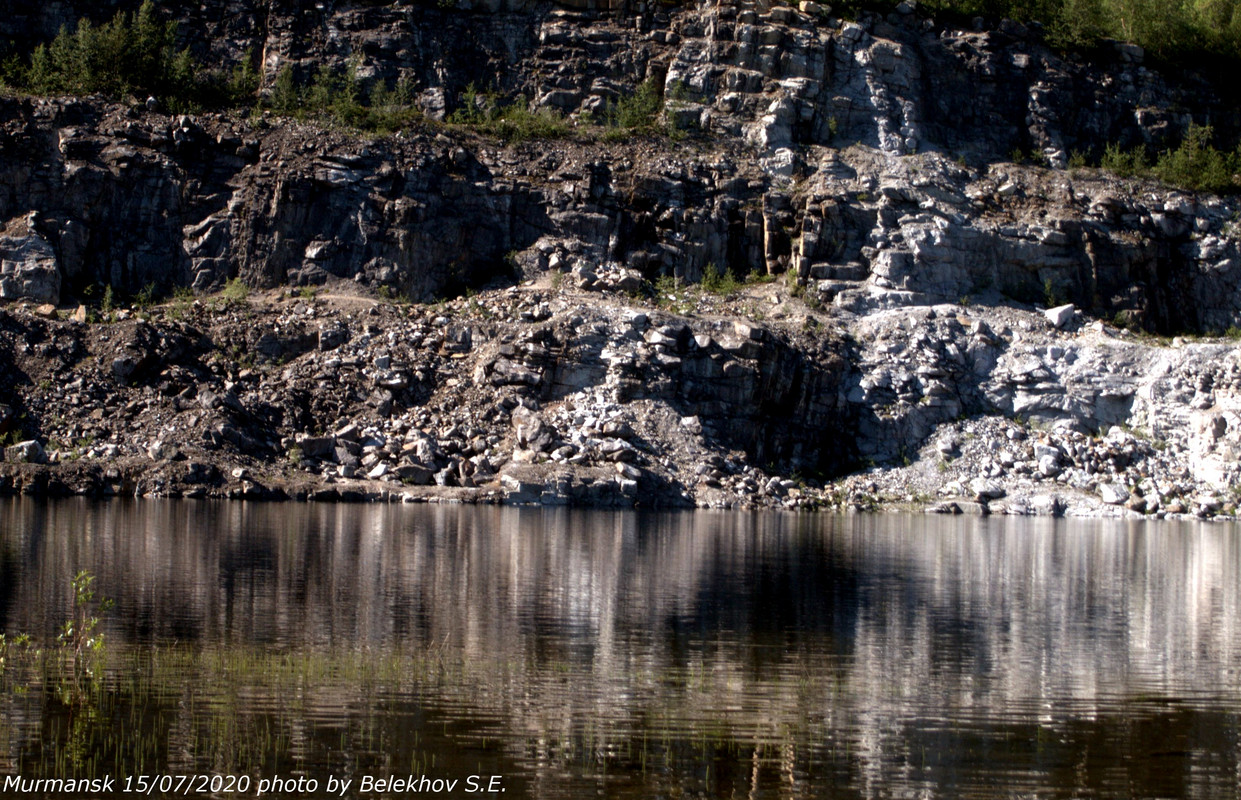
[220,277,250,304]
[447,86,571,142]
[226,50,261,105]
[607,79,664,132]
[447,82,492,126]
[699,262,740,294]
[21,2,196,108]
[270,64,299,115]
[1151,123,1239,193]
[1043,276,1063,306]
[1099,124,1241,192]
[491,103,572,143]
[132,282,158,308]
[787,269,806,298]
[4,2,265,112]
[266,58,423,133]
[58,571,114,662]
[901,0,1241,62]
[652,274,693,313]
[1100,141,1148,176]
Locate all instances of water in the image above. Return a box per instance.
[2,499,1241,798]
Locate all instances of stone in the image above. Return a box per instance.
[5,440,47,464]
[500,474,542,504]
[395,463,433,484]
[146,441,180,461]
[1030,494,1066,516]
[615,462,642,480]
[969,477,1006,500]
[318,322,349,351]
[0,213,60,304]
[297,435,337,459]
[1098,482,1130,505]
[1044,304,1075,329]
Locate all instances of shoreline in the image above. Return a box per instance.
[3,279,1240,521]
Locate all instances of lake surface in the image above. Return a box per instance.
[2,499,1241,798]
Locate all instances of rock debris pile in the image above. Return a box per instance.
[2,274,1240,518]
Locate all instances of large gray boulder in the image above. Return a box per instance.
[0,213,60,305]
[5,440,47,465]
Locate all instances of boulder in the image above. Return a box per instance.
[500,473,542,503]
[1097,482,1130,505]
[395,463,434,485]
[1044,304,1075,329]
[969,477,1006,500]
[297,436,338,459]
[5,440,47,464]
[0,213,60,304]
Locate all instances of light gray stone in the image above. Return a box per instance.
[5,440,47,464]
[1044,304,1075,329]
[0,214,60,304]
[1098,482,1130,505]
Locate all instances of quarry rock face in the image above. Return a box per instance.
[2,0,1241,515]
[0,1,1237,333]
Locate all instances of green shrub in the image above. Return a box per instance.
[447,82,494,126]
[1152,124,1239,193]
[4,1,270,112]
[492,103,571,142]
[264,58,423,133]
[699,262,740,294]
[22,2,198,107]
[270,64,300,115]
[133,282,159,308]
[1100,141,1149,177]
[607,79,664,131]
[220,277,250,303]
[447,88,569,142]
[1099,124,1240,193]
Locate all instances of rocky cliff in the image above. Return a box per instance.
[3,0,1241,516]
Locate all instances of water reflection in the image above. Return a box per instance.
[1,499,1240,798]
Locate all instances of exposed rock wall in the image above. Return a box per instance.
[4,95,1241,335]
[6,0,1241,513]
[5,0,1235,153]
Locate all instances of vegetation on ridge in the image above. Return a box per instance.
[863,0,1241,62]
[2,0,1241,191]
[1097,123,1241,193]
[0,1,256,112]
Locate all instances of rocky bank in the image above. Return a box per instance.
[3,0,1241,517]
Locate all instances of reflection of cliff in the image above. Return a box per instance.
[4,501,1241,702]
[4,500,1241,795]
